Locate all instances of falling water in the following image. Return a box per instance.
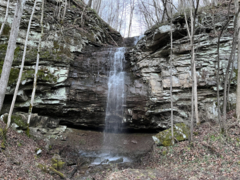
[81,48,130,165]
[134,34,144,45]
[105,47,125,133]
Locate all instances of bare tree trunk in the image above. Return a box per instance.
[191,1,200,126]
[184,11,194,142]
[184,0,200,142]
[0,0,26,113]
[223,2,238,126]
[161,0,170,22]
[96,0,101,14]
[140,0,155,26]
[227,51,236,107]
[0,0,10,37]
[128,0,135,37]
[7,0,37,129]
[62,0,68,21]
[216,0,232,133]
[118,1,125,32]
[87,0,93,8]
[81,5,87,28]
[236,0,240,121]
[27,0,45,129]
[170,0,174,146]
[153,0,160,23]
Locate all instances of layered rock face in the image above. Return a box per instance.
[125,12,237,129]
[0,1,237,131]
[0,0,123,128]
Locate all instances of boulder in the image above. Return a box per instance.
[153,123,190,146]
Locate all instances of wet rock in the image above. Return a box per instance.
[101,159,109,164]
[109,157,123,164]
[51,154,65,170]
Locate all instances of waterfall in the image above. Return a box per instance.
[81,47,131,165]
[134,35,144,45]
[105,47,125,133]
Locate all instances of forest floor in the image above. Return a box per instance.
[0,120,56,180]
[101,110,240,180]
[1,110,240,180]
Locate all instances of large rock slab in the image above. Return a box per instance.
[153,123,190,146]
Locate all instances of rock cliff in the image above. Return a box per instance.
[0,0,124,129]
[0,2,237,131]
[125,7,237,129]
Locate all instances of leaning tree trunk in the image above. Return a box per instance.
[0,0,10,37]
[27,0,45,132]
[6,0,37,129]
[0,0,26,113]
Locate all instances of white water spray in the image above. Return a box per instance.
[105,47,125,132]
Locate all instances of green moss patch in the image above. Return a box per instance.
[22,69,57,83]
[49,167,66,179]
[154,123,190,146]
[38,163,49,173]
[51,158,65,170]
[3,115,28,130]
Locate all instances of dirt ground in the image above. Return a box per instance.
[1,110,240,180]
[103,110,240,180]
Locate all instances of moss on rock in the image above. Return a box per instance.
[3,115,28,130]
[154,123,190,146]
[38,163,49,173]
[49,167,66,179]
[51,158,65,170]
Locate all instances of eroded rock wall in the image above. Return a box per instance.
[0,2,237,131]
[125,12,237,129]
[0,0,123,128]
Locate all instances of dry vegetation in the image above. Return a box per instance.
[0,120,54,180]
[1,111,240,180]
[1,105,240,180]
[92,110,240,180]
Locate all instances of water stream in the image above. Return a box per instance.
[83,47,129,165]
[104,47,125,133]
